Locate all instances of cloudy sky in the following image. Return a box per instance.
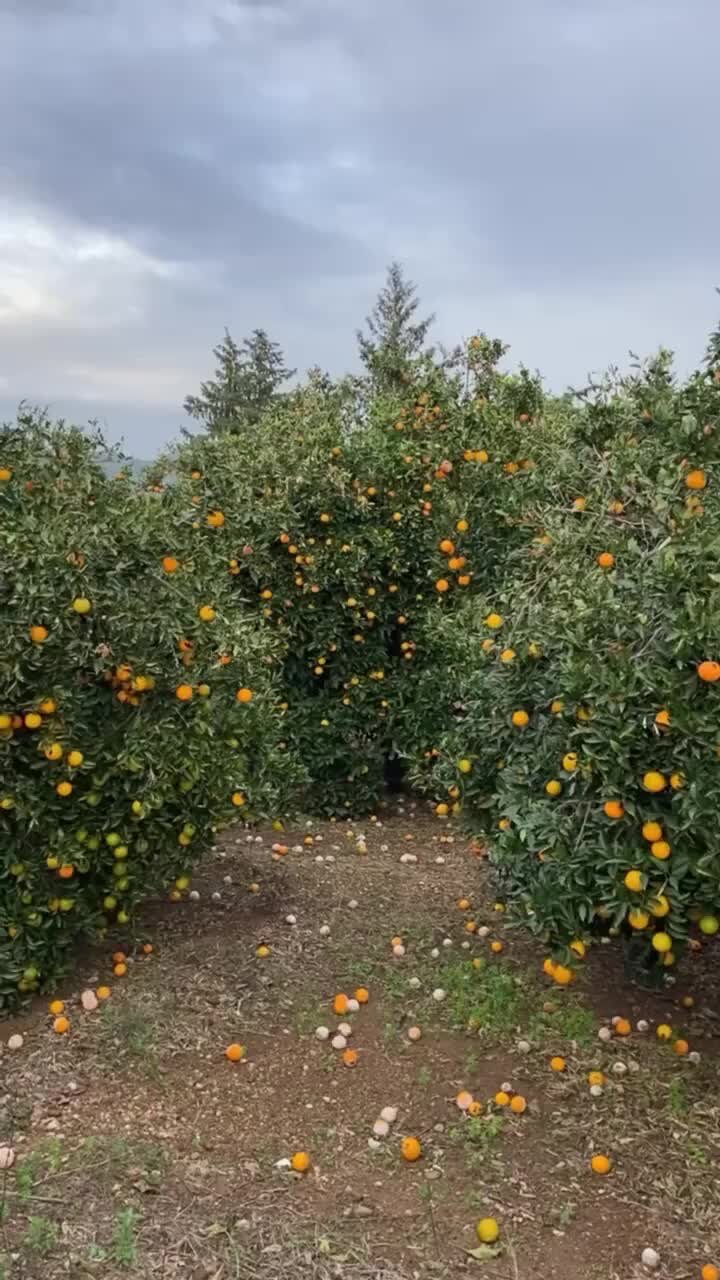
[1,0,718,454]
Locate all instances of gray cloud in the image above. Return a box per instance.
[1,0,718,452]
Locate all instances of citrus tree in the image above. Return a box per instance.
[0,411,299,1009]
[422,344,720,974]
[169,340,548,813]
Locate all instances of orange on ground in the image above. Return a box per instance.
[615,1018,631,1037]
[290,1151,311,1173]
[48,1000,64,1016]
[673,1039,689,1056]
[590,1154,611,1175]
[52,1016,70,1034]
[333,993,349,1015]
[400,1136,422,1162]
[342,1048,358,1067]
[550,1056,566,1072]
[354,987,369,1004]
[225,1043,245,1062]
[113,962,127,977]
[510,1095,527,1114]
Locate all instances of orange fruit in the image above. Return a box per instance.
[642,821,663,843]
[587,1071,606,1086]
[438,539,454,554]
[235,687,253,704]
[685,469,706,490]
[467,1100,484,1117]
[656,1023,673,1041]
[510,1095,527,1114]
[354,987,369,1005]
[603,800,624,819]
[342,1048,359,1067]
[333,993,349,1015]
[225,1043,245,1062]
[697,660,720,683]
[550,1056,566,1072]
[400,1136,422,1162]
[435,578,449,594]
[596,551,615,569]
[96,986,111,1000]
[615,1018,631,1037]
[490,940,503,954]
[673,1039,689,1056]
[590,1154,611,1175]
[494,1091,511,1109]
[175,684,193,702]
[113,962,127,977]
[700,1266,719,1280]
[642,771,666,793]
[650,840,671,860]
[161,556,179,573]
[29,624,49,644]
[552,965,573,986]
[48,999,64,1016]
[55,781,73,798]
[290,1151,311,1173]
[624,870,643,892]
[206,510,225,527]
[52,1016,70,1035]
[198,605,216,622]
[511,709,529,728]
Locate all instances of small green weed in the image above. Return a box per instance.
[112,1207,139,1266]
[23,1216,58,1255]
[668,1077,690,1118]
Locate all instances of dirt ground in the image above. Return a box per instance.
[2,799,719,1280]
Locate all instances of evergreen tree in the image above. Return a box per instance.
[357,262,434,389]
[184,328,294,434]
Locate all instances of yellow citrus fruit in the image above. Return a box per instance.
[476,1218,499,1243]
[642,771,666,793]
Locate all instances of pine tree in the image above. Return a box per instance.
[184,329,294,434]
[357,262,434,389]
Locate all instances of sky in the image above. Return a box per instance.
[1,0,718,455]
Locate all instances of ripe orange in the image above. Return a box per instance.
[697,660,720,683]
[29,624,49,644]
[48,999,64,1016]
[603,800,624,819]
[673,1039,689,1056]
[656,1023,673,1041]
[236,687,253,704]
[642,771,666,793]
[552,965,573,986]
[614,1018,631,1037]
[52,1016,70,1034]
[650,840,671,860]
[511,709,529,728]
[161,556,179,573]
[55,781,73,798]
[290,1151,311,1172]
[642,821,663,843]
[96,986,111,1000]
[198,605,216,622]
[596,551,615,569]
[490,940,503,954]
[435,578,450,593]
[400,1136,422,1162]
[494,1090,510,1107]
[439,539,454,554]
[342,1048,359,1067]
[700,1265,719,1280]
[590,1154,611,1175]
[225,1043,245,1062]
[113,962,128,978]
[587,1071,606,1086]
[685,469,706,490]
[550,1056,566,1072]
[624,869,643,892]
[176,684,193,702]
[354,987,369,1004]
[510,1095,527,1114]
[206,510,225,527]
[333,993,349,1015]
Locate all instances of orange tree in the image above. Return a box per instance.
[168,341,549,813]
[0,411,299,1009]
[419,342,720,975]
